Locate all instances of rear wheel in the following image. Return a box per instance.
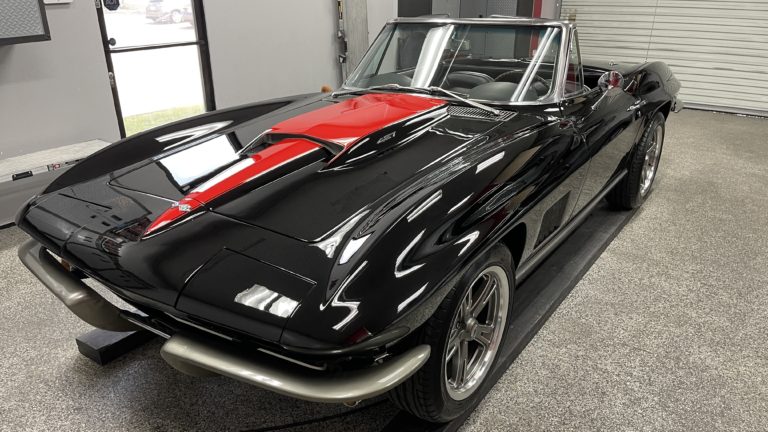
[388,244,514,422]
[607,112,665,209]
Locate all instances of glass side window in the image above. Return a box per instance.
[345,24,563,103]
[564,32,585,96]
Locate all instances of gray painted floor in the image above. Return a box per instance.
[464,110,768,431]
[1,109,766,431]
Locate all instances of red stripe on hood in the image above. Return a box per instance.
[270,93,445,146]
[144,139,318,235]
[144,93,445,236]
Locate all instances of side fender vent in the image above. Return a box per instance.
[535,193,569,248]
[448,106,516,121]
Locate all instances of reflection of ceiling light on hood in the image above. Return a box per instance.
[234,284,299,319]
[407,190,442,222]
[476,152,505,174]
[455,230,479,256]
[156,121,233,152]
[395,230,425,278]
[339,234,370,265]
[315,211,368,258]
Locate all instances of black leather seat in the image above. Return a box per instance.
[495,70,549,97]
[444,71,493,94]
[468,81,538,102]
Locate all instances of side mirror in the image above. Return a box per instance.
[591,71,625,111]
[598,71,624,91]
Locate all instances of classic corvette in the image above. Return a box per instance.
[17,17,680,422]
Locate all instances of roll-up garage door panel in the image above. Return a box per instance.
[562,0,768,114]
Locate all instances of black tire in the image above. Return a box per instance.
[607,112,666,210]
[388,244,514,422]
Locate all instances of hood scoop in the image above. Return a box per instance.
[258,93,448,168]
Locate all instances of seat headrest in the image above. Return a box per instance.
[445,71,493,90]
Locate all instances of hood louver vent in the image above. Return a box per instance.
[448,106,516,121]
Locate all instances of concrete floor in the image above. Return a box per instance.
[1,109,766,431]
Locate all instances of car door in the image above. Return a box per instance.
[558,31,645,216]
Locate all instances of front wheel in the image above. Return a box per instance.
[388,244,514,422]
[170,10,183,24]
[607,111,666,209]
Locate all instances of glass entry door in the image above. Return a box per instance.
[96,0,214,137]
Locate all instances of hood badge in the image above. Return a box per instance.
[376,131,396,145]
[172,202,193,213]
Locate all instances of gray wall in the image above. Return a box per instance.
[341,0,369,78]
[203,0,342,109]
[433,0,519,18]
[367,0,397,44]
[0,2,120,160]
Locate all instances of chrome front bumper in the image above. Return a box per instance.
[18,239,431,403]
[18,239,138,332]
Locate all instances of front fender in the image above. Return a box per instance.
[279,115,560,350]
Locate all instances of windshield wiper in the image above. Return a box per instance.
[332,84,500,116]
[330,83,431,98]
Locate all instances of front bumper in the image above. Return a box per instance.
[672,97,684,113]
[18,239,430,403]
[18,239,138,332]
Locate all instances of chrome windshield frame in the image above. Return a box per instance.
[340,17,576,107]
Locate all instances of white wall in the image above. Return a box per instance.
[203,0,342,109]
[367,0,397,45]
[540,0,560,18]
[0,2,121,160]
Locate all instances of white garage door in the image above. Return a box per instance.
[561,0,768,116]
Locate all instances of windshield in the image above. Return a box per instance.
[345,23,563,103]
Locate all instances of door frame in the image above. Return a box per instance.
[95,0,216,138]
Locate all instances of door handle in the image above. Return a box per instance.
[627,100,647,111]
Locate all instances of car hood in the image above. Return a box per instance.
[107,93,501,242]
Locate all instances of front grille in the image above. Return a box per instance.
[448,106,516,121]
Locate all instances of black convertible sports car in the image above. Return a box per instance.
[17,17,680,422]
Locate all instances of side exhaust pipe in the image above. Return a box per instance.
[161,332,430,404]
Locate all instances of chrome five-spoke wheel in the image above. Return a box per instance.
[444,265,510,400]
[640,124,663,196]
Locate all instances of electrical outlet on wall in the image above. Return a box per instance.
[44,0,74,4]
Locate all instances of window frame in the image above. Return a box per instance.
[561,29,592,100]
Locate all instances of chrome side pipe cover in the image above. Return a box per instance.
[18,239,138,332]
[160,332,431,404]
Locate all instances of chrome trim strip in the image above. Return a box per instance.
[17,239,138,332]
[161,333,431,404]
[121,313,172,339]
[390,17,573,28]
[256,348,327,371]
[165,313,235,341]
[516,171,628,281]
